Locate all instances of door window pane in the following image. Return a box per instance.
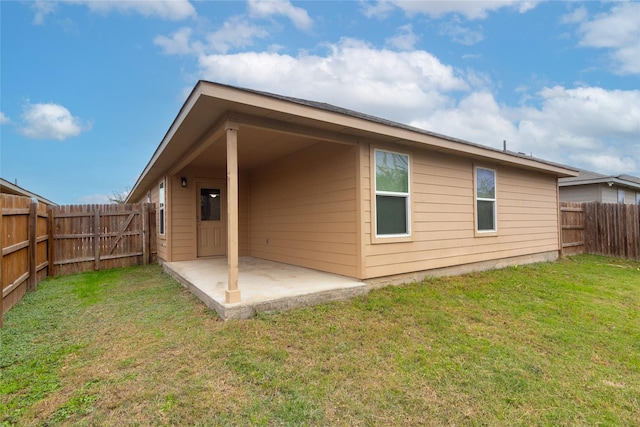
[201,188,221,221]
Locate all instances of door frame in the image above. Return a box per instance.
[196,179,227,257]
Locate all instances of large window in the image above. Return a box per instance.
[159,180,165,235]
[375,149,410,237]
[618,189,625,204]
[475,167,496,233]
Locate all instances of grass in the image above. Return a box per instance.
[1,254,639,426]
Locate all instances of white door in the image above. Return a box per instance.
[197,184,226,257]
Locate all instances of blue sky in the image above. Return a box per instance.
[1,0,639,205]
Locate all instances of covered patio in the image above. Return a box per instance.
[163,257,368,320]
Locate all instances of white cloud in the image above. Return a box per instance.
[19,102,91,140]
[32,0,57,25]
[412,91,518,149]
[76,193,111,204]
[572,2,640,75]
[32,0,196,23]
[195,38,468,122]
[361,0,396,19]
[439,18,484,45]
[386,24,419,50]
[154,27,200,55]
[159,28,638,176]
[368,0,540,20]
[407,85,640,175]
[206,16,269,54]
[515,86,640,174]
[560,6,588,25]
[248,0,312,30]
[0,112,10,125]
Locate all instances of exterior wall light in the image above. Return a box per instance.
[181,177,188,187]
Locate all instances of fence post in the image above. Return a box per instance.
[48,206,55,277]
[94,209,100,271]
[28,202,37,291]
[142,203,149,265]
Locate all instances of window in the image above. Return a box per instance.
[475,167,497,233]
[637,193,640,205]
[159,180,165,235]
[618,189,625,204]
[375,149,410,237]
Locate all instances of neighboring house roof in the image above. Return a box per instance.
[0,177,57,206]
[559,169,640,190]
[128,80,578,202]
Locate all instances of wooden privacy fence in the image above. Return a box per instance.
[561,201,640,261]
[50,203,156,276]
[0,195,49,326]
[1,194,156,325]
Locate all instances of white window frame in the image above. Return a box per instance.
[159,180,166,236]
[618,188,625,204]
[373,148,411,239]
[474,166,497,235]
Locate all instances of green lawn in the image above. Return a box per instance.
[1,254,639,426]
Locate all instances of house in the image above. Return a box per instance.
[127,80,577,305]
[0,177,57,206]
[559,169,640,205]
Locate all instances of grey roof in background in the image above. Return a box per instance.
[0,177,57,205]
[559,169,640,190]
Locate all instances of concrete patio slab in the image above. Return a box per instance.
[163,257,368,320]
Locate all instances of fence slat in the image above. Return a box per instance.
[28,202,37,291]
[93,209,100,271]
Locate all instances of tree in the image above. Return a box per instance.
[109,188,130,204]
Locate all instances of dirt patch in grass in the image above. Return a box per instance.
[1,255,639,426]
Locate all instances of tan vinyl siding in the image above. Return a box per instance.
[362,145,560,279]
[170,175,197,261]
[559,184,601,203]
[601,185,618,204]
[249,143,358,277]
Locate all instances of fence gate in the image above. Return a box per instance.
[49,203,154,276]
